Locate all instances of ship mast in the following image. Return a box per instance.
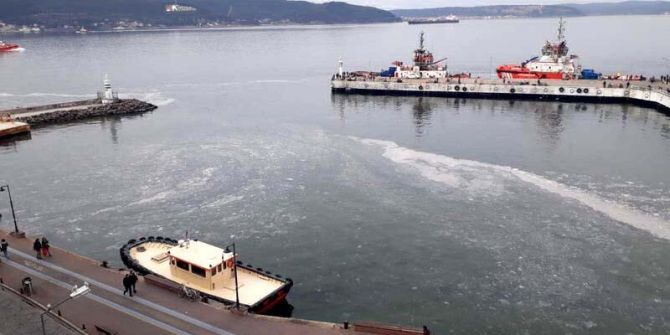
[557,17,566,42]
[419,31,425,51]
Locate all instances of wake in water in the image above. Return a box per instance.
[120,92,175,106]
[357,138,670,241]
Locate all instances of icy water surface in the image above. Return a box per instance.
[1,16,670,334]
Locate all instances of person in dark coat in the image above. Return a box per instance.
[33,239,42,259]
[129,271,138,294]
[0,239,8,259]
[122,274,133,296]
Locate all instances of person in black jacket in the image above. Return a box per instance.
[129,271,138,294]
[0,239,8,259]
[33,239,42,259]
[122,274,133,297]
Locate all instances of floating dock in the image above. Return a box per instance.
[0,230,427,335]
[331,77,670,114]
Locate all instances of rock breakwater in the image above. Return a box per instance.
[13,99,158,125]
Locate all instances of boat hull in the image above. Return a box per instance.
[0,44,20,52]
[119,236,293,315]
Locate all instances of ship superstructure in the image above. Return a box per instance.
[497,18,582,80]
[380,32,448,79]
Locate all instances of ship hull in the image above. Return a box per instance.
[407,20,459,25]
[119,236,293,315]
[330,80,670,114]
[497,65,566,80]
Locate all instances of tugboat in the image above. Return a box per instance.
[496,18,582,80]
[378,32,448,79]
[120,236,292,314]
[0,41,20,52]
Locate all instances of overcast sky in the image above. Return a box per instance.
[308,0,643,10]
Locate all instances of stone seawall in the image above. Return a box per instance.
[14,99,158,125]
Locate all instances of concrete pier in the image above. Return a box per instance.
[0,230,425,335]
[331,78,670,114]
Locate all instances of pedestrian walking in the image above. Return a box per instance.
[0,239,8,259]
[41,237,51,257]
[123,274,133,297]
[129,271,138,294]
[33,239,42,259]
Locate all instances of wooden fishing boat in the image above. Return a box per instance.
[120,236,292,314]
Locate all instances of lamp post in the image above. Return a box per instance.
[41,282,90,335]
[224,243,240,310]
[0,184,20,235]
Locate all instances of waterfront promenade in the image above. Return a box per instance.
[0,230,421,335]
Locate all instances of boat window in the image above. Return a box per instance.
[218,264,222,272]
[191,265,207,277]
[212,266,217,276]
[176,259,189,271]
[223,261,227,270]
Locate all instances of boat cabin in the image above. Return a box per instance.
[166,240,236,291]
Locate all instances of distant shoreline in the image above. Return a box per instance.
[1,13,668,36]
[0,22,396,36]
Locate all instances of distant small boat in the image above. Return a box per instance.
[0,41,20,52]
[407,15,459,25]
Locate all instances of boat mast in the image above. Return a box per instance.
[557,17,566,42]
[419,31,425,50]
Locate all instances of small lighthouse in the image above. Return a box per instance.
[338,58,344,78]
[101,74,116,104]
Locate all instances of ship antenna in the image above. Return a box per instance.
[557,17,566,42]
[419,31,425,50]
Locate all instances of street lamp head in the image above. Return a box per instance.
[70,282,91,299]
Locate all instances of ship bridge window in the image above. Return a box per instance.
[176,259,189,271]
[191,265,207,277]
[212,266,217,276]
[217,264,223,272]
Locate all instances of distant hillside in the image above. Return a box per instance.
[567,0,670,15]
[392,5,580,18]
[0,0,399,29]
[391,1,670,18]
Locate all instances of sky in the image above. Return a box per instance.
[307,0,644,10]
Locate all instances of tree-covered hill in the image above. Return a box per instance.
[0,0,400,28]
